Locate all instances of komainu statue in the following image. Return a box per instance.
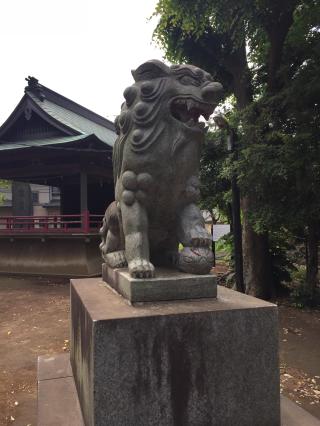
[100,60,223,278]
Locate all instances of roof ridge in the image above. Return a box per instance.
[25,77,115,131]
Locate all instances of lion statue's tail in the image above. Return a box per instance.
[99,201,122,260]
[99,210,109,261]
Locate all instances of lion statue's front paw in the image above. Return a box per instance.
[178,247,213,275]
[106,251,127,269]
[129,258,155,279]
[190,226,212,248]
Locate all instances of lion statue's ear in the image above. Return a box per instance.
[132,60,170,82]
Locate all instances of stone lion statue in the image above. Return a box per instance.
[100,60,223,278]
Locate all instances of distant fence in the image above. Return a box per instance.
[0,211,104,234]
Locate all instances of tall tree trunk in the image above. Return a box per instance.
[234,3,296,299]
[241,196,273,299]
[264,0,297,92]
[306,221,319,300]
[225,41,273,299]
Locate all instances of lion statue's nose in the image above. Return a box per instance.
[201,82,223,103]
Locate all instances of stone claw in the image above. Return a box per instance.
[106,251,127,269]
[190,227,211,248]
[129,258,155,279]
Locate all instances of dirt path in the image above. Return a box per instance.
[0,276,69,426]
[0,275,319,425]
[279,304,320,419]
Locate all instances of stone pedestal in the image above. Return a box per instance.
[70,277,280,426]
[102,263,217,302]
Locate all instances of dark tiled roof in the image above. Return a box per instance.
[25,80,116,146]
[0,77,117,149]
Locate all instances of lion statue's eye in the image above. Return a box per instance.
[178,75,200,86]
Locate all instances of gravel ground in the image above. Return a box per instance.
[0,275,69,426]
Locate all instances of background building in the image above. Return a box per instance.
[0,183,60,220]
[0,77,117,276]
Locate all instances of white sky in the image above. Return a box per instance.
[0,0,165,125]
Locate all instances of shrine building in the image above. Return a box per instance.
[0,77,116,276]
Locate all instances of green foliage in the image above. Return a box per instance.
[215,233,233,261]
[153,0,320,297]
[290,265,320,308]
[199,129,231,220]
[0,180,9,204]
[153,0,249,95]
[268,231,296,290]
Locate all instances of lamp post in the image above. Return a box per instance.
[213,115,245,293]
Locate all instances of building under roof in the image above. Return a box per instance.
[0,77,117,276]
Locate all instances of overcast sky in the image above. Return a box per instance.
[0,0,165,125]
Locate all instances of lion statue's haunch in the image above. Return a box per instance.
[100,60,223,278]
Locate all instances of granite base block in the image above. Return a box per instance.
[102,263,217,302]
[37,355,320,426]
[71,278,280,426]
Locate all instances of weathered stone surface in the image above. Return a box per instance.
[100,60,223,278]
[102,263,217,302]
[38,353,72,381]
[71,277,280,426]
[37,360,320,426]
[12,181,32,217]
[37,354,84,426]
[37,354,320,426]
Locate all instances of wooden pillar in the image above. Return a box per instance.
[80,172,89,232]
[80,172,88,213]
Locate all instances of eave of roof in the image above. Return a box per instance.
[0,95,76,141]
[26,92,116,146]
[0,134,113,153]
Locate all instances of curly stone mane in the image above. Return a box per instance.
[113,65,171,185]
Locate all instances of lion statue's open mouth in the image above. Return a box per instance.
[170,97,214,131]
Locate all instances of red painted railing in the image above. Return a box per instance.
[0,212,104,234]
